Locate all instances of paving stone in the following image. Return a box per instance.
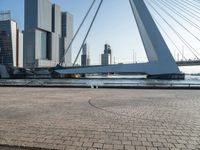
[0,88,199,150]
[103,144,113,149]
[93,143,103,149]
[114,144,124,150]
[136,146,147,150]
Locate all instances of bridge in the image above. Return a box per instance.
[177,60,200,66]
[55,0,200,79]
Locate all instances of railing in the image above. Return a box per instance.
[177,60,200,66]
[0,79,200,89]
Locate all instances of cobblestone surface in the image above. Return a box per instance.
[0,88,200,150]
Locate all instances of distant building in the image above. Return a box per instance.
[101,54,111,65]
[61,12,73,67]
[101,44,112,65]
[0,11,23,68]
[104,44,112,56]
[24,0,73,68]
[81,43,90,66]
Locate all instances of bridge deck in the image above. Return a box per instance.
[176,60,200,66]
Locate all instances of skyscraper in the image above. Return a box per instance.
[0,11,23,68]
[81,43,90,66]
[101,44,112,65]
[61,12,73,66]
[24,0,73,68]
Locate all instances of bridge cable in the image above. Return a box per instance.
[145,0,200,59]
[59,0,97,66]
[166,0,200,23]
[73,0,104,66]
[159,0,200,31]
[150,0,200,43]
[179,0,200,12]
[148,0,200,58]
[154,0,200,58]
[177,0,200,16]
[153,18,187,60]
[193,0,200,6]
[146,0,200,59]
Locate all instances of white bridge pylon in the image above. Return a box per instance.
[56,0,183,79]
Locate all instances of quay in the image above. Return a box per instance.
[0,79,200,89]
[0,87,200,150]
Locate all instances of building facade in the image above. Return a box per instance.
[101,44,112,65]
[81,43,90,66]
[24,0,73,68]
[0,11,23,68]
[61,12,73,66]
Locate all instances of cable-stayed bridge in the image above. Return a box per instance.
[54,0,200,79]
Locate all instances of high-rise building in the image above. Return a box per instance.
[61,12,73,66]
[81,43,90,66]
[0,11,23,68]
[104,44,111,55]
[24,0,73,68]
[101,44,112,65]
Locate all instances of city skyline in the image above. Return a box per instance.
[0,0,147,65]
[1,0,200,73]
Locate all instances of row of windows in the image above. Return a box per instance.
[0,57,13,64]
[0,52,12,56]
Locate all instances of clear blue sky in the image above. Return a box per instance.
[0,0,145,65]
[0,0,200,73]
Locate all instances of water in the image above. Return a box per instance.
[1,75,200,87]
[69,74,200,86]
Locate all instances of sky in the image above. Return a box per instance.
[0,0,200,73]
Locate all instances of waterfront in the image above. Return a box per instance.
[0,75,200,88]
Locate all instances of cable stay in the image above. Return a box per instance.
[193,0,200,6]
[159,0,200,31]
[153,18,187,61]
[150,0,200,43]
[180,0,200,12]
[73,0,104,66]
[145,0,200,59]
[59,0,96,66]
[175,0,200,19]
[193,0,200,5]
[167,0,200,23]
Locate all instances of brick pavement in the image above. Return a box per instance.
[0,88,200,150]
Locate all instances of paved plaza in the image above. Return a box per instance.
[0,88,200,150]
